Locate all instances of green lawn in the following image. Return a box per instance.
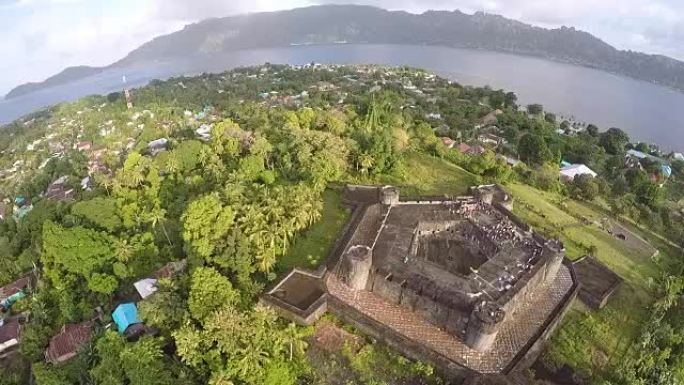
[277,189,351,272]
[347,152,478,197]
[508,183,577,227]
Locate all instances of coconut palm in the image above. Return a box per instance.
[280,323,309,361]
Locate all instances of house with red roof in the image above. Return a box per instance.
[441,137,456,149]
[455,143,471,154]
[0,318,21,357]
[45,321,93,364]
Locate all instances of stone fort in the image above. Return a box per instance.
[263,185,579,382]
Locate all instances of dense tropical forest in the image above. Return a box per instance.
[1,64,684,384]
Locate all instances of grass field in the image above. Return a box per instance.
[504,183,662,379]
[346,152,478,197]
[277,189,351,272]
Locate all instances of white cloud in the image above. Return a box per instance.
[0,0,314,95]
[2,0,684,96]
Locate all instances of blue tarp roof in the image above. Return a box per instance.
[662,164,673,177]
[112,303,141,333]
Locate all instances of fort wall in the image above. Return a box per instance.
[260,294,328,326]
[327,292,474,383]
[505,261,579,373]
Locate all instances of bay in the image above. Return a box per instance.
[2,44,683,150]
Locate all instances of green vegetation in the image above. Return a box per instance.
[2,63,684,385]
[348,152,478,197]
[0,65,466,385]
[503,182,669,383]
[277,190,350,272]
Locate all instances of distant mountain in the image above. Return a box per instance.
[6,66,103,99]
[8,5,684,98]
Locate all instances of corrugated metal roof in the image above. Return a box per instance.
[134,278,158,299]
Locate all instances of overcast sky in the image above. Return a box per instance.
[1,0,684,96]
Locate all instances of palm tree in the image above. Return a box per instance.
[198,147,213,168]
[281,323,309,361]
[359,153,375,175]
[95,173,114,196]
[233,344,271,382]
[165,155,181,179]
[126,167,145,187]
[114,238,136,263]
[209,371,235,385]
[147,205,172,245]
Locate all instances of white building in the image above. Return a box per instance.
[133,278,159,299]
[560,164,598,181]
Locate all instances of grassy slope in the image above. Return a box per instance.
[347,152,479,196]
[505,183,661,379]
[278,189,351,272]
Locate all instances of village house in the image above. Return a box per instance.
[455,143,471,154]
[12,197,32,221]
[88,149,110,175]
[477,133,507,148]
[25,139,44,152]
[45,176,75,202]
[625,149,672,183]
[124,138,136,151]
[0,275,32,357]
[45,321,94,364]
[559,164,597,181]
[661,164,672,178]
[80,176,92,191]
[0,276,31,301]
[624,154,643,170]
[475,109,503,129]
[48,141,66,154]
[147,138,169,156]
[112,303,141,335]
[196,124,212,141]
[316,81,338,92]
[0,318,21,358]
[133,260,187,300]
[626,149,649,160]
[466,145,487,156]
[441,137,456,149]
[497,154,521,167]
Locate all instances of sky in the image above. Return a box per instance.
[1,0,684,96]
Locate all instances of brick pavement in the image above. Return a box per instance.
[326,265,574,373]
